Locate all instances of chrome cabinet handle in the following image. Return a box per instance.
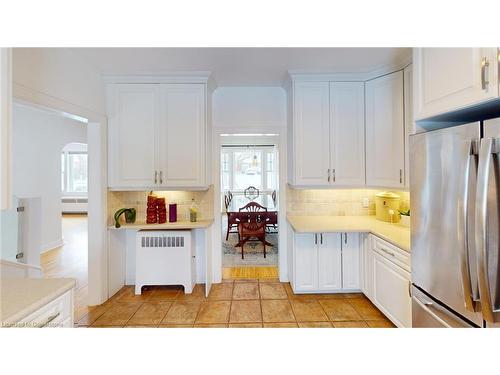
[320,233,323,245]
[315,233,317,245]
[333,169,336,183]
[408,281,412,298]
[380,247,395,257]
[475,137,500,323]
[36,312,60,328]
[344,232,347,245]
[159,171,163,184]
[458,139,480,312]
[399,169,403,184]
[481,57,490,90]
[327,169,330,183]
[154,171,158,184]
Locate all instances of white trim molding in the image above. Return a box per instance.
[103,71,212,84]
[0,48,12,210]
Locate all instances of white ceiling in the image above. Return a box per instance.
[70,47,411,86]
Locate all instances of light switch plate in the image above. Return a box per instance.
[362,197,369,208]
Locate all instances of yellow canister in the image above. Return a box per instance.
[375,192,401,223]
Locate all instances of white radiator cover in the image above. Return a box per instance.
[135,230,195,295]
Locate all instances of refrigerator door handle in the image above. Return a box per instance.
[475,137,500,323]
[459,139,480,312]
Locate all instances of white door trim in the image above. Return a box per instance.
[211,126,288,282]
[12,84,109,306]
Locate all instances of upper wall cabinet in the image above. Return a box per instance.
[107,82,209,190]
[414,48,499,120]
[288,80,365,187]
[365,71,405,188]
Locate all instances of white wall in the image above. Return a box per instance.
[213,87,286,128]
[12,103,87,253]
[0,48,12,210]
[12,48,106,116]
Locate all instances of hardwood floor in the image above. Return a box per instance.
[222,266,279,279]
[78,280,395,328]
[40,214,88,321]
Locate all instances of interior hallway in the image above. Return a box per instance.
[40,215,88,322]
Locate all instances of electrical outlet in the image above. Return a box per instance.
[362,197,369,208]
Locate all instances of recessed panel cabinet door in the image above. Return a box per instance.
[107,84,159,188]
[330,82,365,186]
[158,84,206,187]
[365,71,405,188]
[318,233,342,291]
[414,48,499,120]
[293,233,318,291]
[372,251,412,328]
[293,81,330,186]
[341,232,360,290]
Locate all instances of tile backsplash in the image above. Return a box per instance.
[108,186,214,225]
[286,186,410,216]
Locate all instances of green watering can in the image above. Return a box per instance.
[114,208,136,228]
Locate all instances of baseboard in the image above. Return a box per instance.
[40,238,65,254]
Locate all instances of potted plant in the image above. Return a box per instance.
[398,209,410,227]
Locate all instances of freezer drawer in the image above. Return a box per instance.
[411,286,476,328]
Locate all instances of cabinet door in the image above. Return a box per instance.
[365,71,405,188]
[404,65,414,188]
[293,233,318,292]
[341,232,360,290]
[292,81,330,186]
[360,234,374,299]
[414,48,498,120]
[107,84,159,188]
[158,84,206,187]
[330,82,365,186]
[318,233,342,291]
[372,250,412,328]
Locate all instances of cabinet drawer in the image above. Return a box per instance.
[19,290,72,328]
[371,235,410,272]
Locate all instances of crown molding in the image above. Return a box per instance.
[103,71,212,84]
[285,55,413,85]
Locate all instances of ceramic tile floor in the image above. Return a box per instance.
[77,280,395,328]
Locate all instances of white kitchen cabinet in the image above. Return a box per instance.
[293,233,319,291]
[360,233,373,299]
[404,64,414,188]
[107,82,208,190]
[370,234,411,328]
[292,81,330,186]
[414,48,499,121]
[292,232,360,293]
[341,232,360,290]
[107,84,159,188]
[158,84,206,187]
[365,71,405,188]
[318,233,342,290]
[330,82,365,186]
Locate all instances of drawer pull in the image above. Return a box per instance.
[36,312,61,328]
[380,247,396,257]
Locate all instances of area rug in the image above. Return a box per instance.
[222,216,278,266]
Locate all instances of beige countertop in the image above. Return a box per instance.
[1,278,76,324]
[287,215,410,252]
[108,219,214,230]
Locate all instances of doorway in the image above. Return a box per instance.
[11,102,91,321]
[219,134,280,279]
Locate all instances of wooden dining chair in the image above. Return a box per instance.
[236,213,273,259]
[266,211,278,233]
[239,201,267,213]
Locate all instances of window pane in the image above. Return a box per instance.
[221,152,230,190]
[61,153,66,192]
[68,153,88,193]
[266,152,276,190]
[233,150,262,190]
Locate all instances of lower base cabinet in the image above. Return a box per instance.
[368,235,412,328]
[293,232,360,293]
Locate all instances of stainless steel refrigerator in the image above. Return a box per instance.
[410,118,500,328]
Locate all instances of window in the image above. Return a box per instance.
[221,145,278,207]
[61,151,88,195]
